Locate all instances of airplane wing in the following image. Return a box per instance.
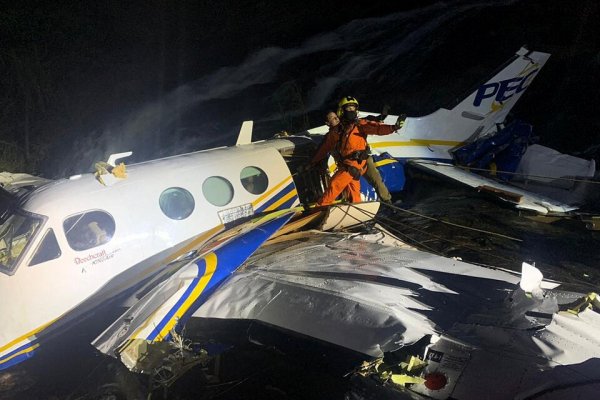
[195,228,554,356]
[191,227,600,399]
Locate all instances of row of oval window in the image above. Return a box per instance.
[69,166,269,252]
[160,166,269,220]
[28,166,272,265]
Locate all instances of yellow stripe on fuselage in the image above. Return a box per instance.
[0,319,56,354]
[252,176,293,208]
[371,139,463,148]
[264,189,298,212]
[373,159,398,167]
[0,343,40,365]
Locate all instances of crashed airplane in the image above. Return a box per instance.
[1,47,599,399]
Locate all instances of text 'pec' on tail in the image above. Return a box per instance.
[454,46,550,134]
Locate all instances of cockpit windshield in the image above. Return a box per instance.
[0,211,43,275]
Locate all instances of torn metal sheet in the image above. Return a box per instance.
[194,230,559,355]
[193,229,600,399]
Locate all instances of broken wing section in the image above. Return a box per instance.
[409,160,578,215]
[92,210,295,372]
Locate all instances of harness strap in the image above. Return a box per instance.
[341,148,370,161]
[344,165,363,180]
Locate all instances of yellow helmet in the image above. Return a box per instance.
[337,96,359,117]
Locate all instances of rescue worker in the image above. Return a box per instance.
[308,96,403,205]
[313,110,392,203]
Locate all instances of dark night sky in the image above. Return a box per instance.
[1,0,599,177]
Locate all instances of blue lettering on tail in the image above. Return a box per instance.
[473,68,539,107]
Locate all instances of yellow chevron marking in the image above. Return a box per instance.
[155,252,218,341]
[101,224,224,304]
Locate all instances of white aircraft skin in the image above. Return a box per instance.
[0,139,304,371]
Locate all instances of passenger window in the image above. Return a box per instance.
[159,187,195,220]
[203,176,234,206]
[64,211,115,251]
[240,166,268,195]
[29,229,61,266]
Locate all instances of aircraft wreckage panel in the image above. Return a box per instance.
[194,230,600,399]
[195,230,529,357]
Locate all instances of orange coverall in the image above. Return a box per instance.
[310,119,396,205]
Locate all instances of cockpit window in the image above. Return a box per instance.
[240,166,269,195]
[63,210,115,251]
[29,229,61,266]
[0,212,43,275]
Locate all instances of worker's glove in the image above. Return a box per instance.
[394,114,407,131]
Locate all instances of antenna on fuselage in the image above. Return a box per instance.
[236,121,253,145]
[94,151,133,186]
[106,151,133,167]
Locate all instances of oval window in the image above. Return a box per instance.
[202,176,234,207]
[240,166,269,195]
[64,210,115,251]
[159,187,195,220]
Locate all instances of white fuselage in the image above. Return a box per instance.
[0,139,301,370]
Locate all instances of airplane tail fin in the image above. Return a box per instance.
[367,47,551,161]
[452,47,550,134]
